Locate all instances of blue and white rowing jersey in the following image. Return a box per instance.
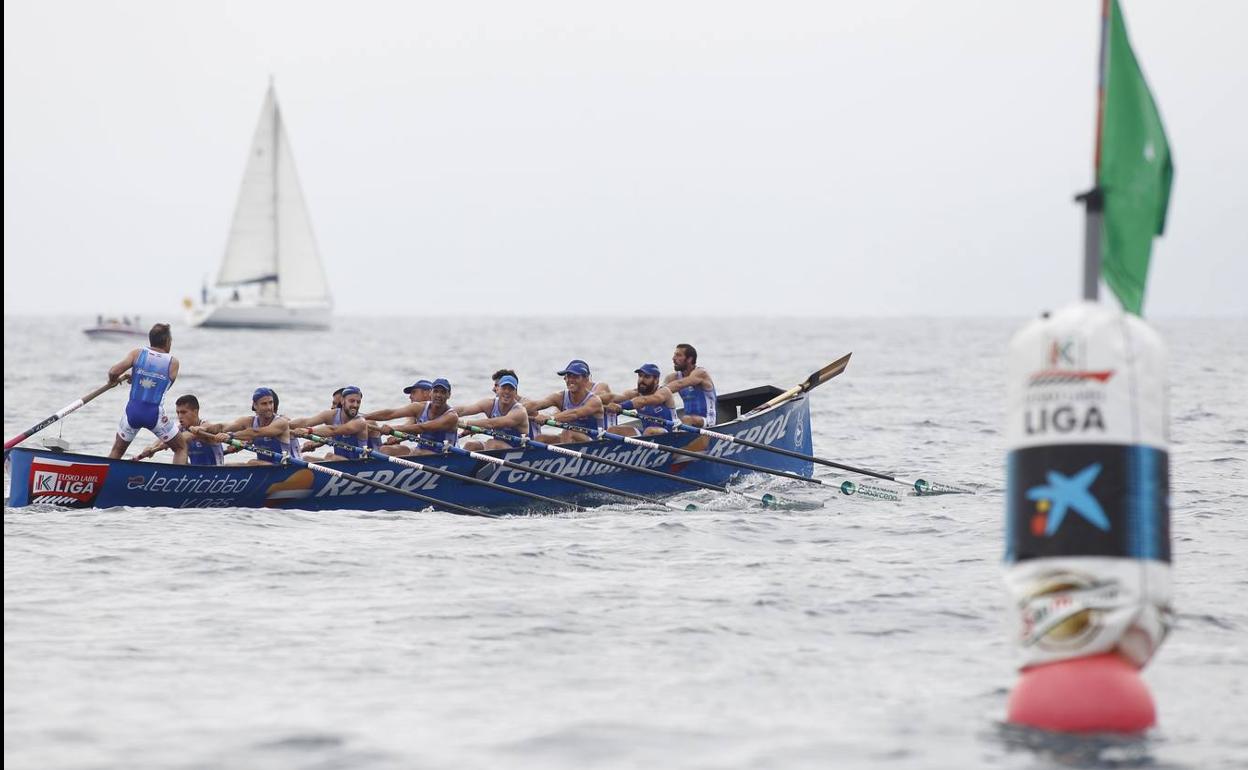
[677,374,717,425]
[250,415,298,459]
[416,403,458,446]
[123,348,174,432]
[560,390,604,434]
[186,431,224,465]
[332,407,363,458]
[128,348,173,406]
[591,382,616,428]
[489,398,525,440]
[635,399,677,428]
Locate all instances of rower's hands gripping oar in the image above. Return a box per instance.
[530,418,821,510]
[299,433,582,512]
[622,410,973,496]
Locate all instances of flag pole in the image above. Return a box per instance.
[1076,0,1111,301]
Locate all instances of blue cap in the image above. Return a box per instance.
[403,379,433,394]
[340,385,362,398]
[496,374,519,389]
[431,378,452,392]
[634,363,662,378]
[557,360,590,377]
[251,387,276,403]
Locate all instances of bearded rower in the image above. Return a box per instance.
[663,343,718,427]
[106,323,186,462]
[526,360,604,444]
[134,394,223,465]
[365,378,458,456]
[457,373,530,450]
[191,388,298,465]
[600,363,677,437]
[290,385,369,461]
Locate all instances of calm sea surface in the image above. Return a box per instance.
[4,315,1247,769]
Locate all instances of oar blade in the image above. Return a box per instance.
[805,352,852,392]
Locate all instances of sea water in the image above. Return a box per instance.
[5,315,1246,769]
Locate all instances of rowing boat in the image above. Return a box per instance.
[6,385,812,514]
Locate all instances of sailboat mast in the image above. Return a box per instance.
[272,84,282,301]
[1078,0,1110,301]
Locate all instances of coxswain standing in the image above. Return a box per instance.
[106,323,186,462]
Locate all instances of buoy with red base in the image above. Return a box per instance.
[1007,653,1155,733]
[1004,302,1171,734]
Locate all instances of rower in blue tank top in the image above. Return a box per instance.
[107,323,187,462]
[664,343,718,427]
[133,393,223,465]
[368,378,460,457]
[290,386,369,460]
[600,363,679,437]
[564,359,615,429]
[458,374,531,451]
[526,360,605,444]
[189,388,293,465]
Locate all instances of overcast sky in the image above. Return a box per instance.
[4,1,1245,318]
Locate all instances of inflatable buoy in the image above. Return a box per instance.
[1003,301,1171,733]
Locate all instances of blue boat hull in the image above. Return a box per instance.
[6,395,813,514]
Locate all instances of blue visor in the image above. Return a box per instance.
[251,387,276,403]
[557,361,590,377]
[497,374,519,389]
[340,385,362,398]
[634,363,662,378]
[431,378,451,392]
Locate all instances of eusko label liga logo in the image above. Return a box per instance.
[28,458,110,507]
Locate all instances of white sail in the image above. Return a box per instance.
[214,85,330,305]
[274,107,331,303]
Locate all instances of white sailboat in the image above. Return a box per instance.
[186,82,332,330]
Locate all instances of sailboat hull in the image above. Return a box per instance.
[187,302,331,330]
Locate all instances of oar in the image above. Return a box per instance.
[299,433,581,512]
[4,378,128,453]
[217,436,496,518]
[462,424,807,508]
[622,410,972,496]
[743,354,852,416]
[537,417,871,502]
[384,427,687,511]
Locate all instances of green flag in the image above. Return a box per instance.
[1098,0,1173,315]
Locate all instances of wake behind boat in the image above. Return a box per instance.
[184,81,332,330]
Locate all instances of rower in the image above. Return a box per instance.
[664,343,718,426]
[133,394,223,465]
[600,363,677,437]
[290,385,369,461]
[458,373,530,450]
[404,379,433,404]
[192,388,296,465]
[526,360,604,444]
[379,380,433,448]
[106,322,186,462]
[366,378,459,456]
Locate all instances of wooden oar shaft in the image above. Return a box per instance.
[4,379,124,451]
[228,438,494,518]
[744,353,851,416]
[392,430,669,508]
[301,434,580,511]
